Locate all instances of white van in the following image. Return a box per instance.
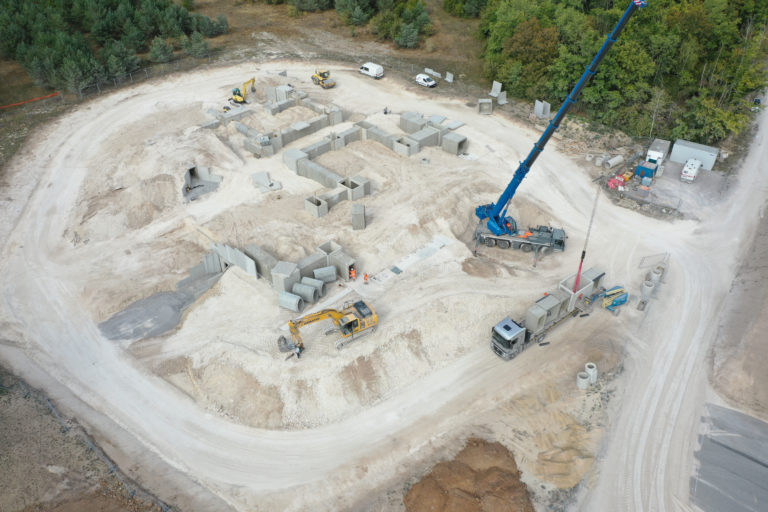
[359,62,384,79]
[680,158,702,183]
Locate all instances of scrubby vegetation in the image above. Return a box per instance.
[474,0,768,143]
[0,0,228,91]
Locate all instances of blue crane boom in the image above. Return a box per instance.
[475,0,648,237]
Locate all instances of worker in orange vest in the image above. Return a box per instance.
[350,267,356,281]
[364,273,369,284]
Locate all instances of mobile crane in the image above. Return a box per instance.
[475,0,648,258]
[277,300,378,357]
[488,0,648,360]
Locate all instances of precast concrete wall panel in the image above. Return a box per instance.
[308,115,330,132]
[297,160,344,188]
[212,244,257,277]
[243,244,278,282]
[301,138,332,159]
[221,106,252,124]
[351,176,371,195]
[327,107,343,125]
[442,132,468,155]
[352,204,366,230]
[302,100,324,114]
[297,252,328,278]
[201,119,219,129]
[291,120,311,139]
[314,265,337,283]
[394,138,419,156]
[340,126,362,145]
[271,261,301,293]
[203,252,225,274]
[283,149,308,172]
[338,177,368,200]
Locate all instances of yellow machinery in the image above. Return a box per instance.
[311,69,336,89]
[231,77,256,104]
[277,300,377,356]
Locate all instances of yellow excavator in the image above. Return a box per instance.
[311,69,336,89]
[277,300,377,357]
[231,77,256,104]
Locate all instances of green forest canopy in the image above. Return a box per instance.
[475,0,768,143]
[0,0,228,92]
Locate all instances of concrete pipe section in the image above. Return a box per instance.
[313,265,337,283]
[278,291,305,312]
[577,372,590,390]
[642,279,655,300]
[585,362,598,384]
[292,283,319,304]
[301,277,326,297]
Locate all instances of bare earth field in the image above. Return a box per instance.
[1,57,767,512]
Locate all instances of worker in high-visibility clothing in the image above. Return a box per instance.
[350,267,357,281]
[364,273,369,284]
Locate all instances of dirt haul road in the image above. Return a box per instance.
[0,61,766,511]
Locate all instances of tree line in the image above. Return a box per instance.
[0,0,228,92]
[464,0,767,144]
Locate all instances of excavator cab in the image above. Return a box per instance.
[339,315,359,336]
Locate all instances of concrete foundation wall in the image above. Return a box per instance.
[220,106,252,124]
[234,121,260,139]
[330,251,356,282]
[339,126,362,145]
[212,244,257,278]
[283,149,309,172]
[319,188,347,209]
[338,177,367,200]
[301,138,332,159]
[308,114,330,132]
[297,159,344,188]
[243,244,278,282]
[327,106,343,125]
[271,261,301,293]
[304,196,329,217]
[393,137,420,156]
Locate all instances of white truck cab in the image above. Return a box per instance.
[680,158,702,183]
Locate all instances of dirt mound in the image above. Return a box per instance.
[404,438,534,512]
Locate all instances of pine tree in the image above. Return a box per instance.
[149,36,173,62]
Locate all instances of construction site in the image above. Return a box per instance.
[2,3,768,510]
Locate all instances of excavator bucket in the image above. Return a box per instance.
[277,335,296,352]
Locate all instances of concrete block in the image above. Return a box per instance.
[212,243,257,277]
[489,81,502,98]
[534,100,551,118]
[244,139,275,158]
[297,252,328,279]
[297,160,344,188]
[393,137,420,156]
[355,120,374,139]
[338,177,367,201]
[234,121,260,139]
[264,102,280,115]
[243,244,278,282]
[445,120,464,130]
[478,99,493,115]
[304,196,329,217]
[269,133,283,153]
[201,119,220,129]
[283,149,309,172]
[352,204,366,230]
[331,135,346,150]
[317,240,343,257]
[280,126,297,144]
[498,91,508,105]
[271,261,300,293]
[445,72,454,83]
[366,126,392,147]
[410,126,441,147]
[291,120,311,136]
[400,113,428,134]
[301,99,324,114]
[442,132,468,155]
[330,251,356,282]
[351,175,371,195]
